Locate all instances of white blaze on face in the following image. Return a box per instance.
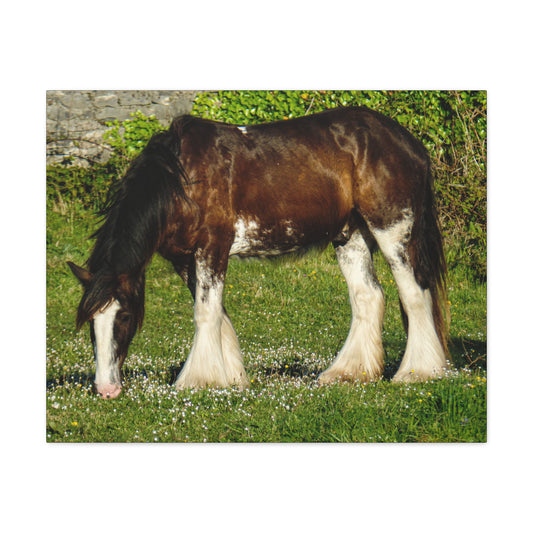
[93,299,122,393]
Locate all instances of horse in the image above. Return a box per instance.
[68,106,449,399]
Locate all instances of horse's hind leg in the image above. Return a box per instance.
[369,212,447,381]
[319,230,385,384]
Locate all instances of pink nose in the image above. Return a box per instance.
[96,384,122,399]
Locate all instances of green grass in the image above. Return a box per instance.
[46,205,487,442]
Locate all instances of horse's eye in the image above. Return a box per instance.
[117,313,131,324]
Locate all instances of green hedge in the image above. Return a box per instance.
[47,91,486,279]
[46,111,165,213]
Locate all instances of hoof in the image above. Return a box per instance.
[318,368,381,385]
[174,372,250,390]
[392,367,446,383]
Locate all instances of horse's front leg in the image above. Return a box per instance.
[174,248,248,389]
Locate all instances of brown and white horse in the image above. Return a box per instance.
[68,107,449,399]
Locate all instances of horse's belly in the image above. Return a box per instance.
[229,216,335,258]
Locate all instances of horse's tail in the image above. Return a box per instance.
[406,160,450,357]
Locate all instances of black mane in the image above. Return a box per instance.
[77,118,192,327]
[88,122,190,276]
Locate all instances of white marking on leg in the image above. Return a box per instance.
[319,232,385,383]
[237,125,248,135]
[370,213,447,381]
[93,299,121,391]
[371,210,414,268]
[388,262,446,381]
[175,259,231,388]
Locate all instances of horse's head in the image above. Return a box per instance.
[67,262,145,399]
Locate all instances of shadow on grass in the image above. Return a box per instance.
[167,335,487,386]
[46,371,93,389]
[449,337,486,371]
[48,336,486,395]
[47,367,167,392]
[167,363,320,384]
[168,364,185,384]
[262,363,320,380]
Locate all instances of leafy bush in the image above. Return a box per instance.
[103,111,165,176]
[192,90,487,280]
[47,111,166,213]
[46,161,113,213]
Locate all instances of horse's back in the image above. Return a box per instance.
[175,107,431,257]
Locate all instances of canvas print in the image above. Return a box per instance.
[46,90,487,442]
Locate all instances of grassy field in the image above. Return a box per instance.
[46,205,487,442]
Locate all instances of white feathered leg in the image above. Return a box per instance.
[174,256,250,389]
[319,231,385,384]
[370,213,447,382]
[175,259,229,389]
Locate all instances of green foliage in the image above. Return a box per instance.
[192,90,487,280]
[47,111,165,213]
[193,90,387,124]
[103,110,165,176]
[46,161,113,214]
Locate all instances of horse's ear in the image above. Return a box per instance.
[67,261,93,287]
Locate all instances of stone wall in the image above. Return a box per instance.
[46,90,197,166]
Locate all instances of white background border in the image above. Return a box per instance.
[2,1,530,531]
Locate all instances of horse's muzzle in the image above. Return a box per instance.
[96,384,122,399]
